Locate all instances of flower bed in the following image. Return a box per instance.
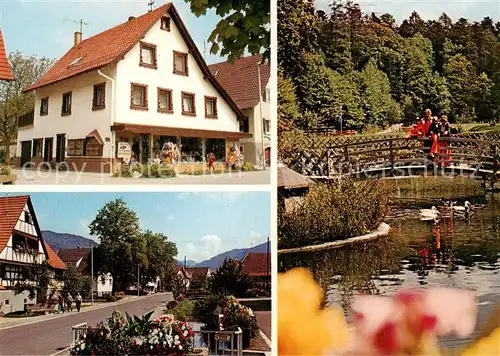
[70,311,194,355]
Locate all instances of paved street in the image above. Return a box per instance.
[0,293,171,355]
[8,168,270,185]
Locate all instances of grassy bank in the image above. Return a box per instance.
[278,180,390,249]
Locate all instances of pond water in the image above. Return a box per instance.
[279,188,500,347]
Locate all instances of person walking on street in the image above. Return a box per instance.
[75,292,82,312]
[66,293,73,312]
[58,294,65,313]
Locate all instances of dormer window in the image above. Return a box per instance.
[140,42,157,69]
[173,51,188,76]
[161,17,171,31]
[69,57,83,67]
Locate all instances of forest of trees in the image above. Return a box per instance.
[278,0,500,132]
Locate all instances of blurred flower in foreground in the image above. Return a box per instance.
[278,268,500,356]
[278,268,350,355]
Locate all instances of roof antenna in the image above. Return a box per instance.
[63,17,89,34]
[148,0,155,12]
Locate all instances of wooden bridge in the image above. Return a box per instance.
[287,133,500,187]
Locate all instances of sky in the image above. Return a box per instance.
[0,191,270,263]
[0,0,226,65]
[315,0,500,22]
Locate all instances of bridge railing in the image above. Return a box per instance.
[290,136,499,181]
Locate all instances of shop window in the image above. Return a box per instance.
[67,139,85,156]
[32,139,43,157]
[85,137,103,156]
[180,137,203,162]
[206,139,225,161]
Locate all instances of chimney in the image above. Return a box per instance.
[74,32,82,46]
[128,16,135,21]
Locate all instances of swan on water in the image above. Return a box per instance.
[419,206,440,220]
[452,201,471,212]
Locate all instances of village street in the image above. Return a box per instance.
[10,168,270,185]
[0,293,171,355]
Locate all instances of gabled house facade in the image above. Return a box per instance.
[57,247,113,296]
[0,29,14,81]
[208,55,271,167]
[241,252,271,297]
[16,3,249,173]
[0,195,66,314]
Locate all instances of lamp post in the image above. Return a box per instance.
[91,246,94,306]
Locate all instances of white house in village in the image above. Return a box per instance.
[208,55,271,166]
[0,195,66,314]
[56,248,113,297]
[16,3,250,173]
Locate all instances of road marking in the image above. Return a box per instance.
[0,294,165,331]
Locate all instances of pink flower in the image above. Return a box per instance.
[351,288,477,355]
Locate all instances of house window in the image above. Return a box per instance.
[158,88,173,113]
[24,211,33,224]
[204,96,217,119]
[40,98,49,116]
[4,265,22,281]
[264,88,271,103]
[5,300,9,305]
[173,51,188,76]
[140,42,157,69]
[263,119,270,134]
[181,92,196,116]
[240,118,249,133]
[161,17,171,31]
[32,139,43,157]
[67,139,85,156]
[61,92,72,116]
[130,83,148,110]
[92,83,106,110]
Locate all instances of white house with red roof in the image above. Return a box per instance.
[208,55,271,166]
[16,3,249,173]
[0,195,66,314]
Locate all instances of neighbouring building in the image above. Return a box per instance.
[175,266,213,293]
[176,266,191,290]
[16,3,250,173]
[208,55,271,167]
[241,252,271,296]
[57,247,113,296]
[0,29,14,81]
[0,195,66,314]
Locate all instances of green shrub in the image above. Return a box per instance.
[139,164,176,178]
[278,179,390,249]
[242,162,255,171]
[0,165,13,176]
[115,164,133,177]
[169,299,195,322]
[193,295,220,328]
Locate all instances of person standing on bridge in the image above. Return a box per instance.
[438,115,451,167]
[428,116,441,159]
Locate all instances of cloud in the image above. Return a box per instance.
[201,234,222,260]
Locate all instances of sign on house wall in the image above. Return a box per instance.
[117,142,131,159]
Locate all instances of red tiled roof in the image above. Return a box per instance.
[185,267,210,279]
[0,195,29,252]
[44,241,67,270]
[208,55,270,109]
[23,4,244,118]
[0,29,14,81]
[241,253,271,277]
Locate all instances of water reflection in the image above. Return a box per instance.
[279,194,500,312]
